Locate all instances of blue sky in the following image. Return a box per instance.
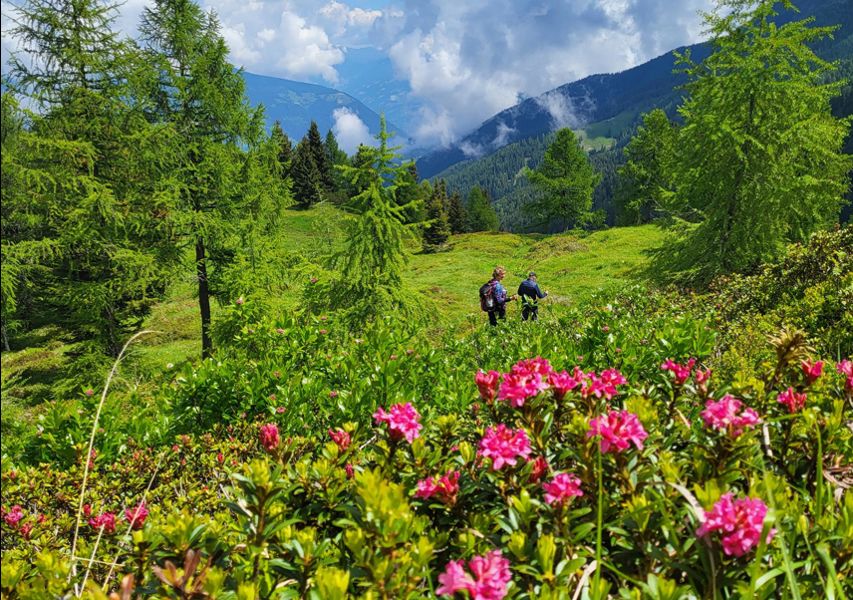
[2,0,715,145]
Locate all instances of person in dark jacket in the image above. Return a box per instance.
[518,272,547,321]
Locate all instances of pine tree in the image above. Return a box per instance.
[448,191,468,233]
[292,137,324,207]
[423,180,451,252]
[524,128,600,231]
[616,109,678,225]
[662,0,852,284]
[307,120,334,193]
[320,117,423,325]
[270,120,293,179]
[140,0,264,358]
[467,187,500,232]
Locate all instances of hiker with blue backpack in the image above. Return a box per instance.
[480,266,517,326]
[518,271,548,321]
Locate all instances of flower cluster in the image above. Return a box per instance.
[328,428,351,451]
[498,358,552,407]
[437,550,512,599]
[415,470,461,505]
[542,473,583,506]
[125,501,148,530]
[475,370,501,403]
[696,493,775,557]
[3,505,24,527]
[700,395,761,438]
[259,423,280,452]
[661,358,697,385]
[837,360,853,392]
[801,359,823,384]
[89,512,117,534]
[777,387,807,413]
[373,402,422,443]
[477,425,532,470]
[587,410,648,453]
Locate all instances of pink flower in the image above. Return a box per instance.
[276,406,286,414]
[125,502,148,530]
[777,387,807,413]
[345,463,355,479]
[477,425,532,470]
[89,512,117,534]
[217,452,224,464]
[373,403,422,443]
[437,550,512,599]
[801,359,823,384]
[235,296,244,305]
[542,473,584,506]
[498,372,547,407]
[694,369,712,384]
[512,357,554,378]
[836,360,853,392]
[696,493,775,557]
[700,395,761,438]
[547,370,579,401]
[3,505,24,527]
[329,390,339,399]
[414,470,461,505]
[475,370,501,403]
[587,410,648,453]
[20,522,33,539]
[528,456,549,483]
[259,423,280,452]
[661,358,696,385]
[328,428,351,451]
[84,388,95,397]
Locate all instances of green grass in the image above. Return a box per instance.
[1,205,664,406]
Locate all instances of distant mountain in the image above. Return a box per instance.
[418,0,852,180]
[242,71,408,142]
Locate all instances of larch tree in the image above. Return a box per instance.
[467,186,500,232]
[663,0,852,284]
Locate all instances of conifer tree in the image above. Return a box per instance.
[292,137,324,207]
[524,128,600,231]
[662,0,852,284]
[467,186,500,232]
[270,120,293,179]
[140,0,264,358]
[307,120,334,192]
[448,191,468,233]
[616,109,678,225]
[324,129,348,203]
[423,180,451,252]
[320,117,422,324]
[325,129,347,166]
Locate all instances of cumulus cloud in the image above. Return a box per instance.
[332,107,374,154]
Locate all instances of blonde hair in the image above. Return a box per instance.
[492,266,506,279]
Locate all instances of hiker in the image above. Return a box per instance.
[480,266,516,326]
[518,271,548,321]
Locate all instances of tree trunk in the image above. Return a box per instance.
[196,236,213,359]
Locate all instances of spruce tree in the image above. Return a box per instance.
[662,0,852,284]
[140,0,264,358]
[448,191,468,233]
[307,120,334,193]
[616,109,678,225]
[324,129,348,203]
[524,128,600,231]
[423,180,451,252]
[467,187,500,232]
[270,120,293,179]
[292,137,324,207]
[325,129,347,165]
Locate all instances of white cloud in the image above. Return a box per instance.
[332,107,374,154]
[492,121,516,148]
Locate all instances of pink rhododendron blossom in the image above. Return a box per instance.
[345,463,354,479]
[700,395,761,438]
[542,473,584,506]
[475,370,501,403]
[777,387,807,413]
[587,410,648,453]
[477,425,532,470]
[125,502,148,530]
[3,505,24,527]
[837,360,853,391]
[513,357,554,377]
[801,359,824,384]
[89,512,117,534]
[19,522,33,539]
[437,550,512,599]
[498,369,548,407]
[328,428,351,451]
[696,493,775,557]
[415,470,461,505]
[373,403,422,443]
[694,369,712,384]
[548,370,580,401]
[661,358,696,385]
[259,423,280,452]
[528,456,549,483]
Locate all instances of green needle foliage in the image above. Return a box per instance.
[315,117,425,326]
[659,0,852,285]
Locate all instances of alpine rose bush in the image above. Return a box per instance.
[777,387,807,413]
[696,493,775,557]
[701,395,761,438]
[437,550,512,599]
[415,470,461,505]
[542,473,583,506]
[373,402,422,443]
[477,424,532,469]
[587,410,648,453]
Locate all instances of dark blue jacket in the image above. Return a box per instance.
[518,279,547,305]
